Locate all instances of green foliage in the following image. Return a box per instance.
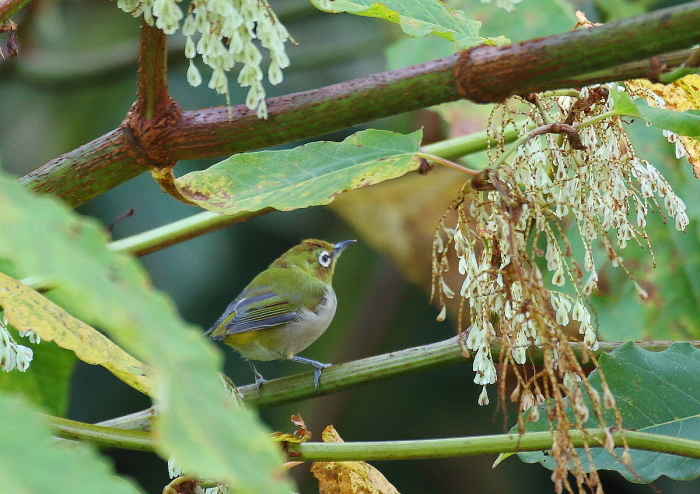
[311,0,482,48]
[612,87,700,136]
[0,333,75,417]
[0,172,292,493]
[176,129,423,214]
[519,343,700,482]
[0,391,142,493]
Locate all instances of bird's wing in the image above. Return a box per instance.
[206,286,303,339]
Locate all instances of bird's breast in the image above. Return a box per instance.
[280,289,337,357]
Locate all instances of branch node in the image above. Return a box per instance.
[121,100,197,206]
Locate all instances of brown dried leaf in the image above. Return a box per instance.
[271,414,312,444]
[162,477,204,494]
[310,426,400,494]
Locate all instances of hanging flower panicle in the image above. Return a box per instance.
[117,0,291,119]
[433,85,688,406]
[432,84,687,492]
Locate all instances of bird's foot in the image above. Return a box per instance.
[254,374,267,389]
[249,361,267,390]
[292,356,332,389]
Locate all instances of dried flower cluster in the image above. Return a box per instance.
[117,0,290,118]
[432,85,688,492]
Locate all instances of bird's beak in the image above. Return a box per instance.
[333,239,356,257]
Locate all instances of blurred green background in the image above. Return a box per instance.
[2,0,700,492]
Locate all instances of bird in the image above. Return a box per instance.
[206,238,356,389]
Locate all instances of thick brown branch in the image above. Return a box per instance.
[455,2,700,102]
[135,22,170,120]
[19,3,700,207]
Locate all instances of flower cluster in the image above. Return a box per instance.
[433,85,688,408]
[117,0,291,118]
[0,314,36,372]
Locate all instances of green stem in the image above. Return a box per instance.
[0,0,29,22]
[414,152,479,175]
[48,416,154,451]
[47,413,700,462]
[532,96,555,125]
[288,429,700,462]
[421,128,519,159]
[52,408,700,463]
[658,65,700,84]
[491,131,533,169]
[575,109,621,129]
[108,209,271,257]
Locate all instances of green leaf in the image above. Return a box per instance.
[518,343,700,482]
[613,89,700,137]
[176,129,424,214]
[0,332,75,417]
[636,102,700,137]
[0,391,141,493]
[611,87,641,117]
[311,0,481,49]
[0,173,292,494]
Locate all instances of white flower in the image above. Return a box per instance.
[187,60,202,87]
[15,346,33,372]
[583,271,598,296]
[478,386,490,406]
[19,330,40,344]
[167,456,184,478]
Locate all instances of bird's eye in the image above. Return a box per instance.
[318,250,332,268]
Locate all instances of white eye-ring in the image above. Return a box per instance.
[318,250,332,267]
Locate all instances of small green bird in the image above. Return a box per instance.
[207,239,355,388]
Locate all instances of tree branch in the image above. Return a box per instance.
[135,22,170,120]
[19,3,700,207]
[238,337,700,409]
[455,2,700,102]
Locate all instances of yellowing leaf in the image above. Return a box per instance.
[0,272,150,395]
[627,76,700,177]
[175,130,423,214]
[311,426,400,494]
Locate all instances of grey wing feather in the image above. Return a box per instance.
[206,290,299,339]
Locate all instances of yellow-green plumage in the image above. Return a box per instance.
[206,238,355,388]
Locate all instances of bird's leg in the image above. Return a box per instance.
[248,361,267,389]
[291,356,332,388]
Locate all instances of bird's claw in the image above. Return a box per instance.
[312,362,332,389]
